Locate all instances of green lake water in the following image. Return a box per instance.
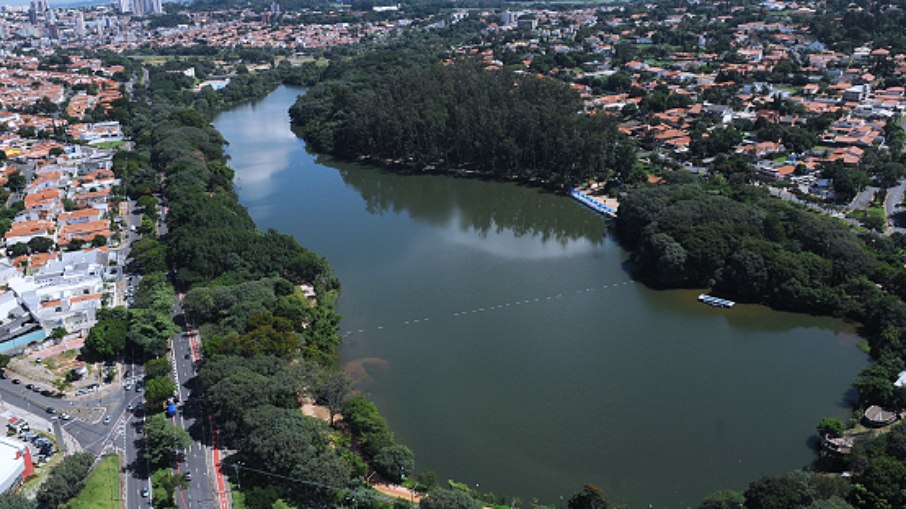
[215,85,867,508]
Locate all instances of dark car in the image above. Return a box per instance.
[45,407,56,415]
[25,384,34,390]
[40,389,53,397]
[0,371,7,379]
[11,379,20,385]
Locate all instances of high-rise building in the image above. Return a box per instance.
[131,0,145,17]
[118,0,130,14]
[29,0,45,23]
[74,11,85,35]
[150,0,163,15]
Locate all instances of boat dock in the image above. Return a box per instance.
[571,189,618,217]
[698,294,735,308]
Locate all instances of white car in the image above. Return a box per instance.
[103,416,111,425]
[141,487,149,497]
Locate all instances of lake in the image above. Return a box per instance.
[215,85,866,508]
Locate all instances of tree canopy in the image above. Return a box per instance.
[291,59,638,189]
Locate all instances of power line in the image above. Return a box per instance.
[226,462,408,506]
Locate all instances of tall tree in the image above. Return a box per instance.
[145,413,192,467]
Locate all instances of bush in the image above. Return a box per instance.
[817,417,845,438]
[419,489,478,509]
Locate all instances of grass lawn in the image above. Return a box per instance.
[92,141,125,150]
[848,206,886,231]
[848,207,885,220]
[130,55,192,65]
[229,481,247,509]
[282,55,330,67]
[66,454,120,509]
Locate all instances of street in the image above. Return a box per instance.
[170,303,218,509]
[884,178,906,235]
[0,377,122,451]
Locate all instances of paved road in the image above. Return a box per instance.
[0,377,127,451]
[171,304,218,509]
[123,368,151,509]
[848,185,879,211]
[884,179,906,235]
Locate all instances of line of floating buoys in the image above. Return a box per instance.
[342,280,636,337]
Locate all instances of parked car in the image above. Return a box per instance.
[45,407,56,415]
[25,384,34,390]
[11,379,19,385]
[141,487,149,497]
[103,415,111,425]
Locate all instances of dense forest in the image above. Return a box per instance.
[290,60,639,188]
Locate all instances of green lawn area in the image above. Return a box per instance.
[283,56,330,67]
[848,206,887,231]
[130,55,193,65]
[65,454,120,509]
[229,481,247,509]
[92,140,125,150]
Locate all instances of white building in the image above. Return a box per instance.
[5,249,108,335]
[0,437,31,494]
[843,84,871,102]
